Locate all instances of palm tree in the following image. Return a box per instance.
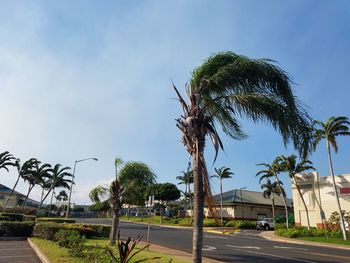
[277,155,315,229]
[313,116,350,240]
[261,179,285,220]
[3,158,37,211]
[38,164,72,215]
[21,159,48,208]
[211,167,234,225]
[176,168,194,216]
[174,52,312,262]
[0,151,16,173]
[89,179,124,245]
[256,160,290,228]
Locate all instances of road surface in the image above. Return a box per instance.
[77,218,350,263]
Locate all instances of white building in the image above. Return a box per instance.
[292,172,350,228]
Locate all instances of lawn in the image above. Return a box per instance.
[298,236,350,246]
[30,237,189,263]
[120,215,183,226]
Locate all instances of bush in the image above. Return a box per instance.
[0,212,24,221]
[1,207,37,215]
[203,218,219,227]
[0,215,10,221]
[23,215,37,222]
[79,224,111,237]
[54,229,86,257]
[225,220,255,229]
[275,227,343,239]
[36,218,76,224]
[0,221,35,237]
[179,218,193,226]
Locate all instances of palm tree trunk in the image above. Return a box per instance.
[48,190,55,216]
[3,175,21,211]
[220,177,223,226]
[275,174,289,228]
[37,188,52,215]
[271,194,275,220]
[184,183,188,216]
[110,209,119,245]
[327,140,347,240]
[295,181,310,230]
[192,139,204,263]
[189,183,193,218]
[22,185,34,208]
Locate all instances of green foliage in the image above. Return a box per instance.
[225,220,256,229]
[54,229,86,257]
[79,224,111,237]
[23,215,37,221]
[1,207,37,215]
[0,215,10,221]
[36,217,76,224]
[72,206,85,213]
[178,218,193,226]
[275,227,343,239]
[0,212,24,221]
[203,218,220,227]
[0,221,35,237]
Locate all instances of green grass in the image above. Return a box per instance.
[120,215,182,226]
[298,236,350,246]
[30,237,189,263]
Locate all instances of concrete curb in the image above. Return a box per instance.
[259,231,350,250]
[27,238,51,263]
[204,229,240,235]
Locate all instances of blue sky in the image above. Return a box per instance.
[1,0,350,205]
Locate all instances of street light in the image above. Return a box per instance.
[240,187,247,219]
[66,157,98,218]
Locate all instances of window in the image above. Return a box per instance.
[0,195,5,200]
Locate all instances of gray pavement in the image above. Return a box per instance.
[0,240,40,263]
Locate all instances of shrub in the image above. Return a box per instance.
[80,224,111,237]
[23,215,37,222]
[0,212,24,221]
[54,229,79,247]
[179,218,193,226]
[225,220,255,229]
[33,222,64,240]
[1,207,37,215]
[0,221,35,237]
[203,218,219,227]
[36,218,76,224]
[54,229,86,257]
[0,215,10,221]
[275,227,343,239]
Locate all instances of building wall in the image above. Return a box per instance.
[0,193,19,208]
[203,203,287,220]
[292,172,350,228]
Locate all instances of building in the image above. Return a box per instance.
[0,184,40,208]
[292,172,350,228]
[204,189,292,220]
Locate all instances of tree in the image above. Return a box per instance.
[176,168,194,216]
[0,151,16,174]
[174,52,312,262]
[211,167,234,225]
[37,164,73,215]
[256,160,290,228]
[21,159,49,208]
[260,179,285,220]
[3,158,37,211]
[119,161,156,220]
[89,179,124,245]
[313,116,350,240]
[277,154,315,229]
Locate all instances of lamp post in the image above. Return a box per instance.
[66,157,98,218]
[240,187,247,220]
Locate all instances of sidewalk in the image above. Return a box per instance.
[259,231,350,250]
[0,239,40,263]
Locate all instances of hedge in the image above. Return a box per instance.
[0,212,23,221]
[33,223,97,240]
[179,218,193,226]
[36,218,76,224]
[275,227,343,239]
[79,224,111,237]
[225,220,256,229]
[0,216,10,221]
[0,207,37,215]
[0,221,35,237]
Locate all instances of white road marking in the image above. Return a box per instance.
[226,245,317,263]
[202,245,217,251]
[274,245,309,251]
[227,245,260,250]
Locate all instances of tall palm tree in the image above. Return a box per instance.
[177,169,194,216]
[21,159,48,208]
[38,164,72,215]
[261,179,285,220]
[211,167,234,225]
[89,179,124,245]
[0,151,16,182]
[256,160,290,228]
[3,158,37,211]
[313,116,350,240]
[174,52,312,262]
[277,155,315,229]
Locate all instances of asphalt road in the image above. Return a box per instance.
[77,218,350,263]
